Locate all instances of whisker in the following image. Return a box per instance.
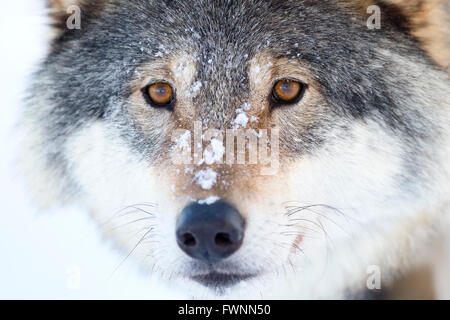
[287,217,328,233]
[100,208,151,230]
[124,205,156,217]
[121,225,158,245]
[279,222,322,234]
[109,227,154,278]
[284,202,356,238]
[279,232,320,240]
[106,217,154,231]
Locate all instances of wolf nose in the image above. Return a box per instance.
[176,200,244,262]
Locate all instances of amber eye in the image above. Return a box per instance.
[272,79,305,104]
[143,82,175,109]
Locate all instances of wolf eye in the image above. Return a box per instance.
[271,79,305,105]
[142,82,175,109]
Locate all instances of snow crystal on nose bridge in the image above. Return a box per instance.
[194,168,218,190]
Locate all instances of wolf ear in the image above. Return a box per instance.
[380,0,450,69]
[49,0,80,10]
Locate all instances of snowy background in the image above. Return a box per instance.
[0,0,183,299]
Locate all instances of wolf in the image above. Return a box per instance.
[19,0,450,299]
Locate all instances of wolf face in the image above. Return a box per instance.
[21,0,450,298]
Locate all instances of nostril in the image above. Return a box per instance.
[215,232,233,247]
[182,232,196,247]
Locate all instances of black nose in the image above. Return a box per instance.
[176,200,244,262]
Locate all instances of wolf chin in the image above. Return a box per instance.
[20,0,450,299]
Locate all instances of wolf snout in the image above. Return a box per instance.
[176,200,244,262]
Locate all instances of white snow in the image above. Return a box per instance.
[233,108,249,129]
[232,103,253,129]
[203,138,225,165]
[173,62,186,79]
[234,112,249,128]
[194,168,218,190]
[250,115,259,123]
[198,196,220,205]
[174,130,191,149]
[187,80,202,98]
[242,102,251,111]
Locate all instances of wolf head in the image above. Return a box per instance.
[21,0,450,298]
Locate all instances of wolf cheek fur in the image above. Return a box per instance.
[20,0,450,298]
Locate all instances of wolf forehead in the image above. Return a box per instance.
[55,0,319,88]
